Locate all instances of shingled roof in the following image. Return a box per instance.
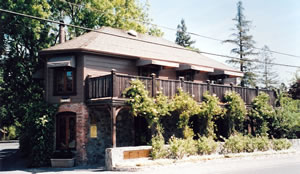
[41,27,242,75]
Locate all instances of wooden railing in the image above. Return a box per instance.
[86,70,277,105]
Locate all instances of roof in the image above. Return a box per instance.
[41,27,241,74]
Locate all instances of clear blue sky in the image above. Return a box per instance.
[144,0,300,85]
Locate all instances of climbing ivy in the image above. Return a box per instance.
[249,92,275,136]
[224,91,247,136]
[199,92,225,138]
[170,88,200,138]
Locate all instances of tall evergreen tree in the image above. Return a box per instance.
[224,1,258,87]
[175,19,195,48]
[258,45,279,89]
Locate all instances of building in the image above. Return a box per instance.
[39,26,273,165]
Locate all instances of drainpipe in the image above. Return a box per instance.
[59,20,65,44]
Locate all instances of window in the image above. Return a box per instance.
[54,68,75,95]
[177,70,195,81]
[56,113,76,149]
[138,66,160,77]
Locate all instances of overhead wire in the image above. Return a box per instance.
[58,0,300,59]
[0,8,300,69]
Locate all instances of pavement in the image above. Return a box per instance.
[0,141,20,171]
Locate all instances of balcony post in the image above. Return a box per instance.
[85,75,91,100]
[256,86,259,96]
[111,69,118,98]
[206,80,211,93]
[230,82,234,92]
[151,73,157,97]
[179,76,184,90]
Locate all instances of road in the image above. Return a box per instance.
[1,153,300,174]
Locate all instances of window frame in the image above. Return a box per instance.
[53,67,76,96]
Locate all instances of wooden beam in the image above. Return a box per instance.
[108,105,123,148]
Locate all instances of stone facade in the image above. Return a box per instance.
[85,107,135,165]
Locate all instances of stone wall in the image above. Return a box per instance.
[86,107,135,165]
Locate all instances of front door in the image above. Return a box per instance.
[56,112,76,149]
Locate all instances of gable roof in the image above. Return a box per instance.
[41,27,241,74]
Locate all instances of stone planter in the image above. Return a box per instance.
[50,158,75,168]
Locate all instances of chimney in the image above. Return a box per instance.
[59,20,65,44]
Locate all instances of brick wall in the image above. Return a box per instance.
[57,102,89,165]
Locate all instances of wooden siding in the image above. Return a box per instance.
[84,54,138,78]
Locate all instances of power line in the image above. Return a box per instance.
[1,8,300,70]
[58,0,300,59]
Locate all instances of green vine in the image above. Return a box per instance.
[199,92,225,138]
[170,88,200,138]
[224,91,247,136]
[249,92,275,136]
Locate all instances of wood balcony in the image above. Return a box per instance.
[85,70,277,106]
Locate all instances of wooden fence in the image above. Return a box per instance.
[86,70,277,105]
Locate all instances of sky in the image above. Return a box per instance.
[144,0,300,85]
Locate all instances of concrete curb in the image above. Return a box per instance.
[113,149,297,171]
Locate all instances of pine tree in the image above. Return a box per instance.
[224,1,258,87]
[175,19,195,48]
[258,45,279,89]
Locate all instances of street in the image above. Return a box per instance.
[1,152,299,174]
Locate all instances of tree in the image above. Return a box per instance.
[258,45,279,89]
[289,70,300,99]
[50,0,163,40]
[175,19,195,48]
[224,1,258,87]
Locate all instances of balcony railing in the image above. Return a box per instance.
[86,70,277,106]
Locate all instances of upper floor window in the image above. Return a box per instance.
[54,67,76,95]
[177,70,195,81]
[138,66,160,77]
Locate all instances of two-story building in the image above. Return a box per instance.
[40,26,257,165]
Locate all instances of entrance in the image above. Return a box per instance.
[56,112,76,149]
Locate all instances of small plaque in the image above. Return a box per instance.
[90,124,97,138]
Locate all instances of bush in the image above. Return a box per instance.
[272,139,292,151]
[150,133,168,159]
[252,136,270,151]
[19,101,57,167]
[196,136,217,155]
[224,134,247,153]
[224,91,247,136]
[168,136,197,159]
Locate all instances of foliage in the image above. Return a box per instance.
[175,19,195,48]
[224,1,258,87]
[50,0,163,39]
[1,125,17,140]
[288,70,300,99]
[272,139,292,151]
[199,92,225,138]
[150,133,167,159]
[123,80,171,136]
[196,136,217,155]
[249,92,275,136]
[170,88,200,138]
[224,134,271,153]
[258,45,279,89]
[168,136,196,159]
[272,95,300,138]
[19,101,57,167]
[224,91,247,136]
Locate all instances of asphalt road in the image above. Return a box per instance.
[1,152,299,174]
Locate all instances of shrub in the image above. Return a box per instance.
[199,92,225,138]
[196,136,217,155]
[252,136,270,151]
[150,133,168,159]
[168,136,197,159]
[249,92,275,136]
[223,134,247,153]
[224,91,247,136]
[272,139,292,151]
